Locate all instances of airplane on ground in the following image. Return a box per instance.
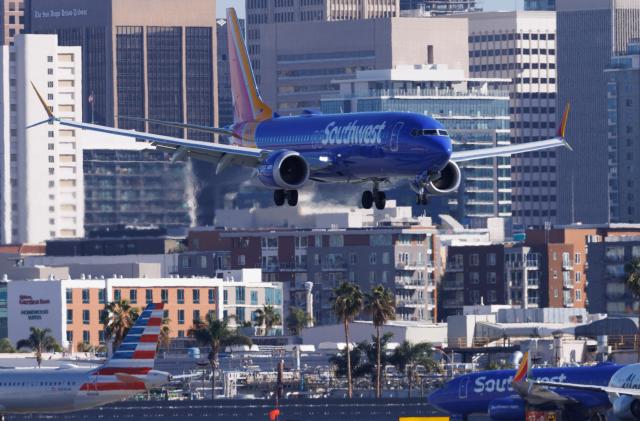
[428,352,621,421]
[0,303,172,417]
[28,7,571,211]
[535,359,640,420]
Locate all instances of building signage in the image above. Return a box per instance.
[19,295,50,305]
[33,8,88,19]
[18,295,50,320]
[20,310,48,321]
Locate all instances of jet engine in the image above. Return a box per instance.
[257,150,310,190]
[487,397,526,421]
[425,161,461,195]
[612,396,640,420]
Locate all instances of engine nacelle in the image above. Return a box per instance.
[426,161,461,195]
[257,150,310,190]
[613,396,640,420]
[488,397,525,421]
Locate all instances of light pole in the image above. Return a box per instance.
[430,347,454,379]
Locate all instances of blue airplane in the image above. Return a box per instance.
[28,7,571,210]
[429,352,621,421]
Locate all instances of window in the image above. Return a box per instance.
[193,289,200,304]
[208,289,216,304]
[114,289,121,302]
[574,253,581,264]
[487,253,497,266]
[470,272,480,284]
[575,290,582,301]
[470,254,480,266]
[66,331,73,343]
[146,289,153,304]
[575,272,581,283]
[82,289,90,304]
[193,310,201,323]
[161,289,168,304]
[129,289,137,304]
[66,289,72,304]
[178,309,185,324]
[329,235,343,247]
[98,289,105,304]
[487,272,497,284]
[236,287,245,304]
[67,309,73,324]
[223,289,228,305]
[177,289,185,304]
[251,290,258,305]
[238,255,246,266]
[83,331,90,343]
[82,310,90,325]
[369,252,377,265]
[237,307,245,322]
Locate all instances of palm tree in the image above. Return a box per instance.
[253,305,282,336]
[188,312,252,399]
[159,316,172,350]
[331,281,363,398]
[286,307,313,336]
[102,299,139,352]
[0,338,15,353]
[389,341,439,398]
[364,285,396,398]
[625,258,640,362]
[16,327,58,368]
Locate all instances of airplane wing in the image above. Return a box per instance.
[28,83,268,172]
[451,104,571,163]
[534,380,640,397]
[116,115,236,137]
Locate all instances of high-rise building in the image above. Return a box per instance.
[0,34,84,244]
[400,0,480,15]
[256,17,468,115]
[1,0,26,44]
[465,11,558,229]
[246,0,400,86]
[604,42,640,223]
[525,0,555,10]
[29,0,218,226]
[556,0,640,224]
[321,65,511,227]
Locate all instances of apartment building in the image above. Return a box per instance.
[0,34,83,244]
[180,224,442,324]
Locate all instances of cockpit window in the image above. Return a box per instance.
[412,128,450,137]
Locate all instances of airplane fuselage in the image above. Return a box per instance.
[429,364,622,420]
[232,111,453,182]
[0,367,148,414]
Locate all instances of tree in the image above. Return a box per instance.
[159,316,172,350]
[16,327,58,368]
[0,338,15,353]
[102,299,139,352]
[389,341,440,398]
[626,258,640,362]
[253,305,282,336]
[188,312,252,399]
[286,307,313,336]
[331,281,363,398]
[77,342,94,353]
[364,285,396,398]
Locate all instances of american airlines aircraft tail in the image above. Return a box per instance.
[0,303,171,416]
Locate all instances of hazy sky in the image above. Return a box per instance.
[215,0,524,19]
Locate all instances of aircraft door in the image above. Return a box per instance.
[390,122,404,152]
[458,377,469,399]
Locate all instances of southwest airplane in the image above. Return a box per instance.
[536,361,640,420]
[29,8,571,210]
[0,303,171,416]
[429,352,621,421]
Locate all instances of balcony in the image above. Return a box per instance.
[562,262,573,271]
[563,299,574,307]
[443,298,465,308]
[396,297,426,307]
[446,263,464,272]
[527,279,539,288]
[321,262,347,271]
[396,261,428,271]
[395,278,426,289]
[279,262,307,271]
[563,281,574,289]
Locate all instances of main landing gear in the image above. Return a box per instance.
[274,189,298,207]
[416,192,429,206]
[361,182,386,210]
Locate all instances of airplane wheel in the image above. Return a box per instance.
[274,190,286,206]
[374,191,386,210]
[362,191,374,209]
[286,190,298,206]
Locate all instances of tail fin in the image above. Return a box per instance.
[556,103,570,139]
[513,351,531,383]
[97,303,164,375]
[226,7,273,123]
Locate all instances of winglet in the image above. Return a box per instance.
[513,351,530,383]
[30,81,54,119]
[556,103,570,139]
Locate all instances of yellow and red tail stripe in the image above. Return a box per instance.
[513,351,530,383]
[556,103,570,138]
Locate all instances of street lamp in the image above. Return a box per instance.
[430,347,455,379]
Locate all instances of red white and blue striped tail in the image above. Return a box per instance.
[96,303,164,376]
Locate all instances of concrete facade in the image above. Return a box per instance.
[0,34,84,244]
[465,11,558,228]
[1,0,25,45]
[256,17,468,115]
[556,0,640,224]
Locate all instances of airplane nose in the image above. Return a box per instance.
[434,136,453,164]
